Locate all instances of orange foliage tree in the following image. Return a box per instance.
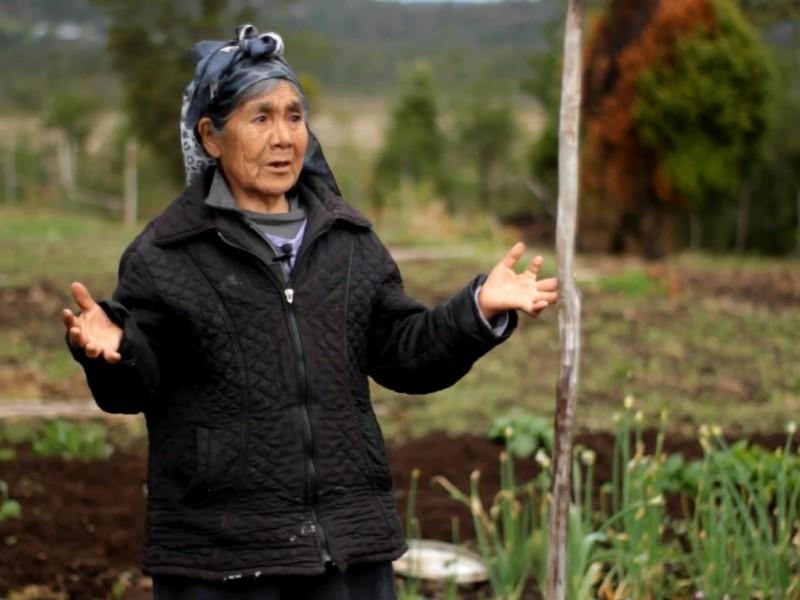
[582,0,718,256]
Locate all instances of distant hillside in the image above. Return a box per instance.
[270,0,558,91]
[0,0,558,112]
[274,0,556,47]
[0,0,557,46]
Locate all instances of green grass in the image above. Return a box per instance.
[0,207,139,289]
[0,207,139,398]
[596,267,664,298]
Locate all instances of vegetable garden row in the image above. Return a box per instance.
[1,399,798,599]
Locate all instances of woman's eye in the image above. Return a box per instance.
[290,113,303,123]
[253,115,267,123]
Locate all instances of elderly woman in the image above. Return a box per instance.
[62,26,558,600]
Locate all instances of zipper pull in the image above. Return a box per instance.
[285,288,294,304]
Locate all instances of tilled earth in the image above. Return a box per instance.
[0,429,789,600]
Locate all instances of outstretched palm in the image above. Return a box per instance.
[61,282,123,364]
[478,242,558,319]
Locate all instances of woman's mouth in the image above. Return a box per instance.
[265,160,291,172]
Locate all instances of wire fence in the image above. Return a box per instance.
[1,133,138,225]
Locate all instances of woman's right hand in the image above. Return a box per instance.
[62,282,123,364]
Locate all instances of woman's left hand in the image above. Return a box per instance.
[478,242,558,320]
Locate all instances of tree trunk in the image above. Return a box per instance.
[480,156,502,238]
[735,182,751,254]
[545,1,585,599]
[641,201,663,260]
[689,210,702,250]
[57,133,76,203]
[796,186,800,255]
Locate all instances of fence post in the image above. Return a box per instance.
[123,139,138,226]
[546,0,586,598]
[3,135,16,203]
[57,132,76,203]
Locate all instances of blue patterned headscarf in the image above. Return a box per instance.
[180,25,338,192]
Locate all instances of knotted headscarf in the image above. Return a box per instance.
[180,24,339,193]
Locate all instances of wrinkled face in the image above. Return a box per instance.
[200,80,308,202]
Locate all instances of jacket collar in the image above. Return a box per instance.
[152,167,372,247]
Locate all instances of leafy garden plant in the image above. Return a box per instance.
[594,399,681,598]
[476,400,800,599]
[397,468,424,600]
[30,419,113,461]
[434,451,542,600]
[684,423,800,598]
[488,413,553,459]
[0,480,21,521]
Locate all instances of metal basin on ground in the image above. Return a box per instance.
[393,539,488,584]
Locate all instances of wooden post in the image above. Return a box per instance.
[3,135,15,203]
[546,1,585,599]
[123,139,138,226]
[57,132,76,203]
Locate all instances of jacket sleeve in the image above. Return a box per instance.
[366,240,518,394]
[66,247,167,415]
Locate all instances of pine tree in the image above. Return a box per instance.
[371,63,446,208]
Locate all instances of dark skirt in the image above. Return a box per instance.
[152,561,398,600]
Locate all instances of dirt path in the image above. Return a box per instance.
[0,400,121,421]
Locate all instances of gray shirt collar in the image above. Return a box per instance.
[204,169,304,221]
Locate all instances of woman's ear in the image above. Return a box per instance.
[197,117,222,159]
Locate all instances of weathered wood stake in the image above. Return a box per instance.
[546,1,585,599]
[123,139,139,226]
[3,135,16,203]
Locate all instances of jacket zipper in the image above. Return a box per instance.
[216,229,335,567]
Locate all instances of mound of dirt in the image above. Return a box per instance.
[679,268,800,310]
[0,446,147,599]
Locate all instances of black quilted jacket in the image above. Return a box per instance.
[68,167,518,581]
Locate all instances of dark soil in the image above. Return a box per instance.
[390,428,790,541]
[0,445,148,600]
[0,430,790,600]
[679,268,800,311]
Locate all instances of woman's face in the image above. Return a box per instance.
[199,80,308,203]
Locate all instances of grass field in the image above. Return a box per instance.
[1,206,798,440]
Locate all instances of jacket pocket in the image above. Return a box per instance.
[181,424,244,506]
[359,408,394,492]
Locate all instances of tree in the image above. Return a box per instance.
[737,0,800,254]
[746,97,800,254]
[633,0,776,251]
[454,77,517,219]
[736,0,800,23]
[370,63,446,208]
[45,91,102,202]
[580,0,776,256]
[45,91,100,146]
[746,34,800,254]
[523,18,563,206]
[90,0,257,183]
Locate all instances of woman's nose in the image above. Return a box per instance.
[269,119,292,147]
